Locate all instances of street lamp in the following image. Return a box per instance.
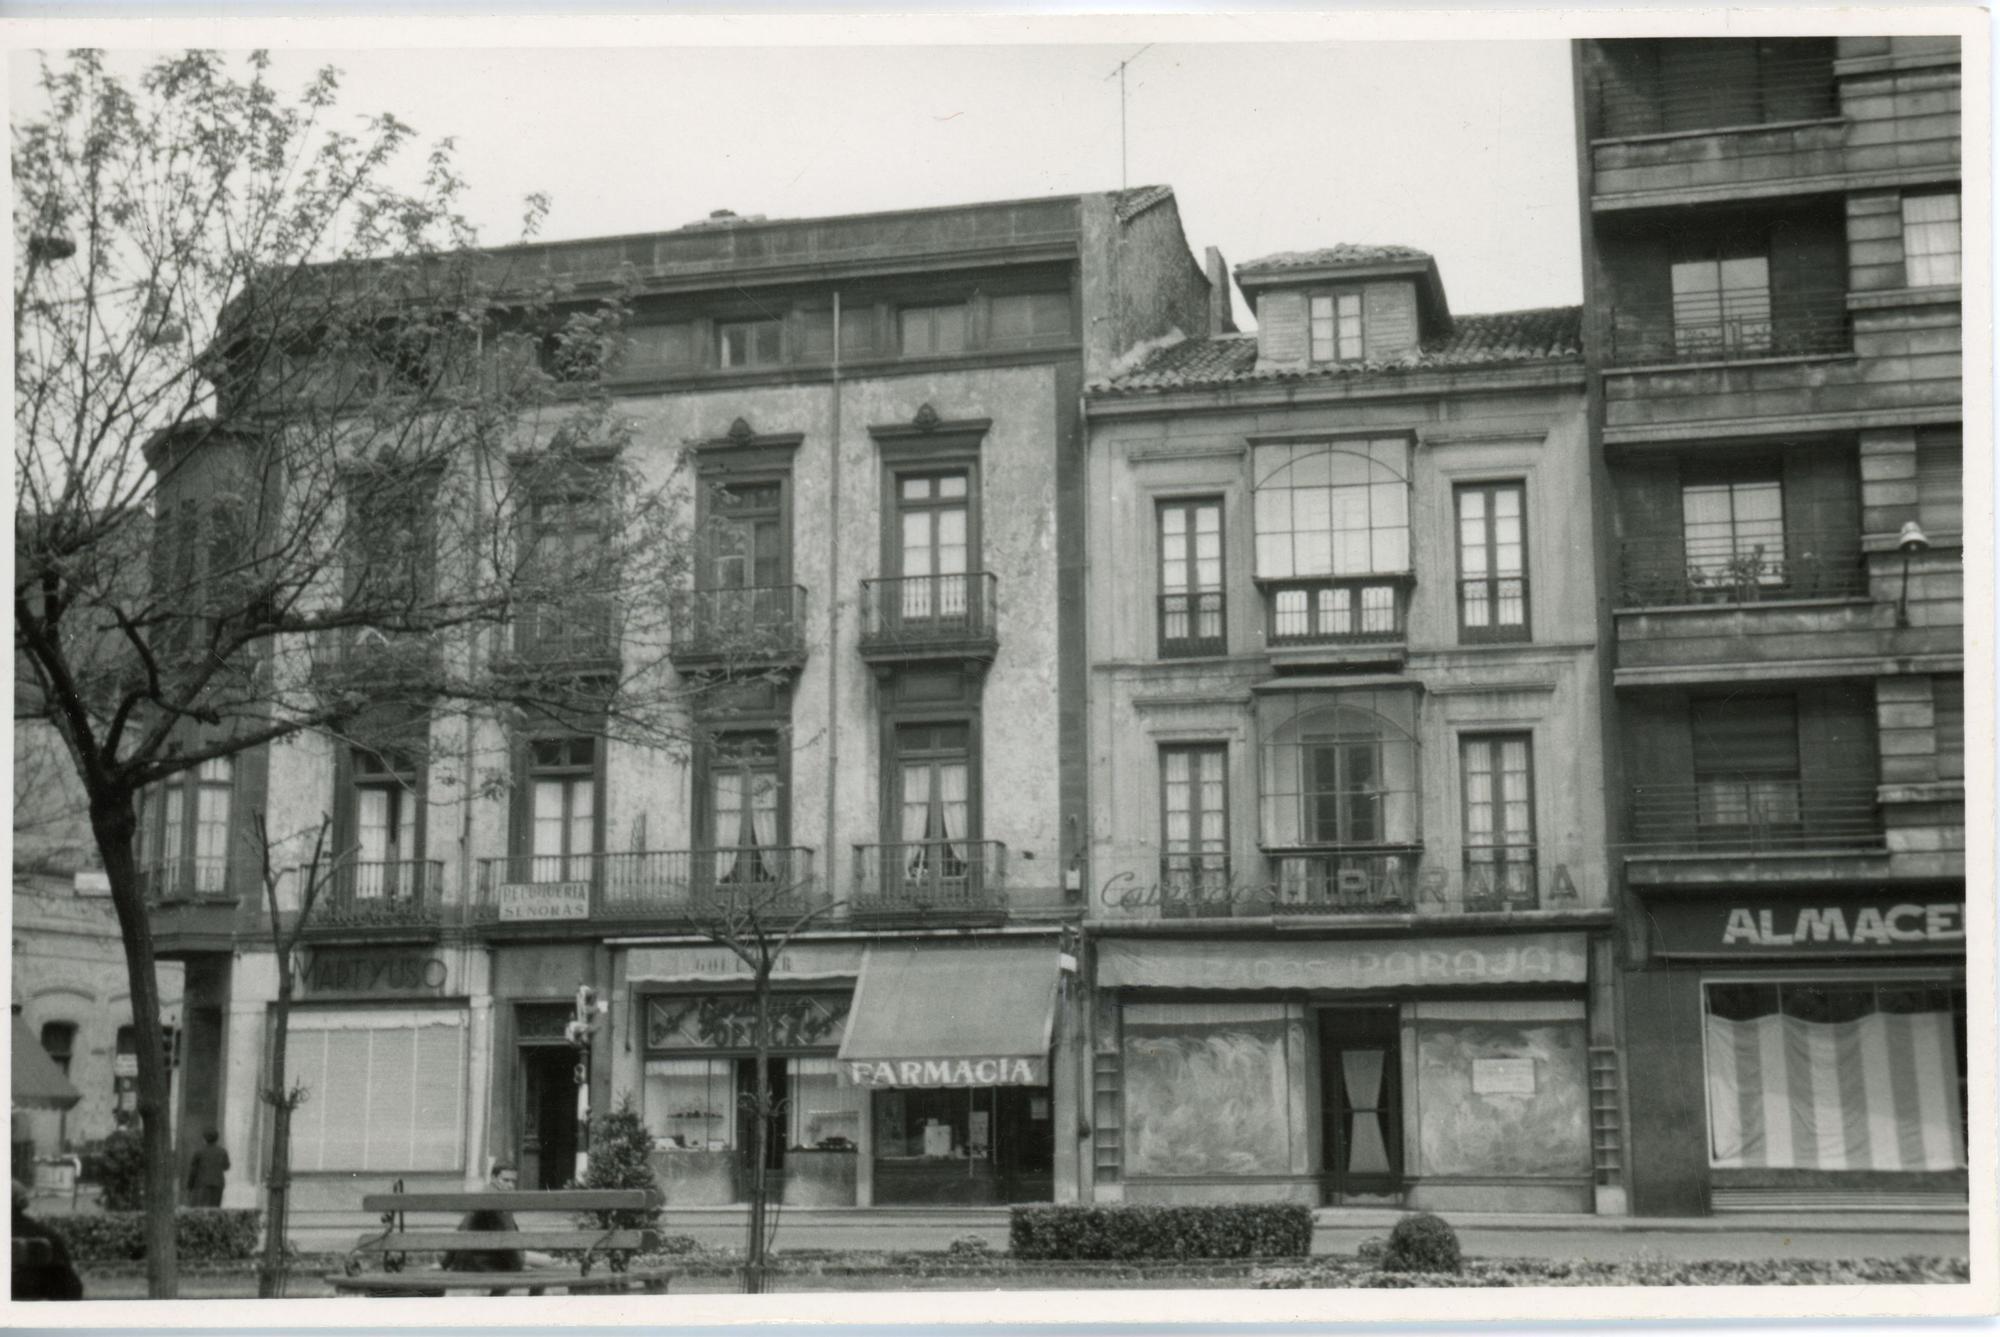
[1896,520,1931,628]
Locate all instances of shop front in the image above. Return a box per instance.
[1092,931,1600,1214]
[1625,889,1968,1214]
[836,938,1068,1206]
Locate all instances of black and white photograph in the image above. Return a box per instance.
[4,7,1991,1326]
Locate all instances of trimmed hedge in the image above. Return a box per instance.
[1380,1211,1461,1274]
[44,1209,262,1264]
[1255,1255,1972,1288]
[1010,1204,1313,1261]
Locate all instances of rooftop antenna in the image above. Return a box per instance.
[1106,45,1154,191]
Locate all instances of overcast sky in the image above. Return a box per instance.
[13,42,1584,321]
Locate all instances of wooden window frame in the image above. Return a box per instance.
[1454,481,1531,644]
[693,727,791,852]
[1459,731,1538,904]
[1159,742,1229,890]
[1157,496,1227,658]
[333,726,430,891]
[510,727,607,865]
[715,316,785,370]
[1902,189,1962,289]
[897,302,970,358]
[1308,289,1365,363]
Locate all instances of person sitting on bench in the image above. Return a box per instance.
[441,1162,556,1295]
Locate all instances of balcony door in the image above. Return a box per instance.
[706,732,782,889]
[896,471,972,628]
[891,722,975,903]
[352,747,421,901]
[705,480,789,636]
[527,736,598,884]
[1319,1007,1403,1204]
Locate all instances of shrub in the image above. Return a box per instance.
[1256,1255,1972,1289]
[1010,1204,1313,1261]
[77,1130,147,1212]
[1355,1234,1387,1263]
[946,1233,994,1258]
[572,1094,662,1234]
[1380,1212,1461,1275]
[45,1209,262,1264]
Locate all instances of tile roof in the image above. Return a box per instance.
[1237,244,1433,273]
[1094,306,1584,395]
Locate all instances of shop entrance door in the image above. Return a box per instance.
[1318,1008,1402,1205]
[520,1046,581,1190]
[993,1087,1055,1203]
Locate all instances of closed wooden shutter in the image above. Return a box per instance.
[1692,694,1799,775]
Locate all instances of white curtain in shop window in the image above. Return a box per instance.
[1704,1005,1964,1170]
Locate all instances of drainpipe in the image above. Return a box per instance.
[822,295,843,910]
[1075,389,1096,1203]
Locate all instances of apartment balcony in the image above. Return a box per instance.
[472,847,817,930]
[1265,847,1426,915]
[306,625,443,689]
[857,573,998,672]
[1626,780,1888,889]
[502,600,620,672]
[1260,576,1410,670]
[1604,289,1850,368]
[668,585,809,674]
[300,859,451,935]
[849,840,1008,923]
[140,857,244,956]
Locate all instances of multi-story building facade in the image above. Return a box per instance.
[145,189,1218,1214]
[1080,247,1622,1214]
[1575,36,1967,1214]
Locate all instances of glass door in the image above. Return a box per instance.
[1319,1008,1402,1204]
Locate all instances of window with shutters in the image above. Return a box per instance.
[986,292,1071,348]
[1594,38,1837,138]
[1691,693,1801,834]
[1903,191,1961,288]
[717,317,783,369]
[1157,498,1225,657]
[1160,744,1229,910]
[1935,676,1964,781]
[1916,426,1962,539]
[282,1009,469,1172]
[1461,733,1537,909]
[1455,483,1529,642]
[1309,291,1365,363]
[516,465,617,660]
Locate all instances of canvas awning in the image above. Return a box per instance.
[836,940,1061,1088]
[11,1015,81,1112]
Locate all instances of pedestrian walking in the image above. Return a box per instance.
[186,1128,229,1208]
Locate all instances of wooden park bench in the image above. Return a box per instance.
[330,1184,673,1297]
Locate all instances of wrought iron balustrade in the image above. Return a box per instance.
[850,840,1007,917]
[670,585,807,664]
[1263,578,1408,647]
[310,859,448,929]
[1617,531,1868,607]
[1605,288,1849,365]
[858,573,998,655]
[139,857,239,906]
[1627,780,1884,853]
[1267,848,1424,914]
[473,847,816,923]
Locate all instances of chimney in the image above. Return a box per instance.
[1205,246,1237,335]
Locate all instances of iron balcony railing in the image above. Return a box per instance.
[670,585,808,664]
[510,598,619,664]
[1618,531,1868,607]
[309,859,449,929]
[1461,847,1542,913]
[1594,58,1838,139]
[1605,288,1849,365]
[1628,780,1884,853]
[306,626,442,684]
[1263,577,1409,647]
[1267,847,1425,915]
[850,840,1007,917]
[139,857,238,905]
[858,573,998,655]
[474,847,815,923]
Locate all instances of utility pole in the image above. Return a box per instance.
[1106,45,1154,191]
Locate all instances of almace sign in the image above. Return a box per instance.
[842,1056,1047,1088]
[1651,896,1966,958]
[300,950,449,995]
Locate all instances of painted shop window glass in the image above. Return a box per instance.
[645,1057,736,1151]
[1702,981,1967,1171]
[1670,253,1771,358]
[1935,676,1964,781]
[1903,191,1961,287]
[1916,426,1962,538]
[717,317,783,369]
[528,736,597,882]
[986,291,1071,348]
[1309,292,1364,362]
[898,303,967,357]
[1157,498,1225,657]
[283,1010,468,1172]
[1461,733,1537,908]
[1120,1002,1290,1177]
[1456,482,1529,641]
[1682,474,1785,590]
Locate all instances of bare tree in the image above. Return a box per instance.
[13,51,698,1296]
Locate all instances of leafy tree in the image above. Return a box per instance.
[13,50,696,1296]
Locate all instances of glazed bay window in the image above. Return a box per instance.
[1455,483,1528,642]
[1157,499,1224,656]
[1903,191,1961,287]
[1309,292,1364,362]
[1253,438,1411,644]
[139,757,235,900]
[717,317,783,369]
[1257,688,1420,911]
[1160,744,1228,910]
[1461,734,1536,909]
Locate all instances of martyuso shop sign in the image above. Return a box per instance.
[843,1056,1047,1088]
[1650,894,1965,958]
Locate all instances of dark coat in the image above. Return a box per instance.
[12,1208,84,1301]
[442,1209,526,1273]
[187,1142,230,1191]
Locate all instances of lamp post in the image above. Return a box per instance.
[1896,520,1931,628]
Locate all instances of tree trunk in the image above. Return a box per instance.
[90,791,180,1299]
[257,957,295,1298]
[744,959,773,1295]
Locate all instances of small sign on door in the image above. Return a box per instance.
[1471,1057,1536,1096]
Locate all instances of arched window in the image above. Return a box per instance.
[1257,688,1421,912]
[1252,439,1412,644]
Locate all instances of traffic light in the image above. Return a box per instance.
[161,1024,180,1071]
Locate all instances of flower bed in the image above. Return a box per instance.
[1253,1256,1972,1288]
